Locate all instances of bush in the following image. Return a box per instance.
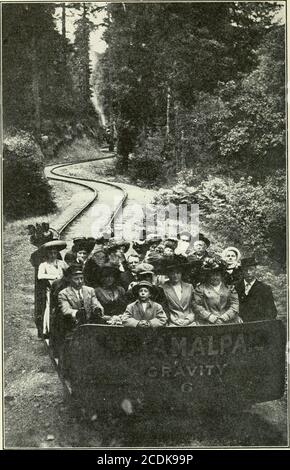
[128,133,168,186]
[3,130,56,220]
[153,170,286,267]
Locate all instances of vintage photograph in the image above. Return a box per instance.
[2,0,288,449]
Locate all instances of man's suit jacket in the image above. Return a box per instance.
[122,300,167,328]
[193,283,240,325]
[58,285,103,321]
[120,270,137,290]
[235,279,277,322]
[161,281,195,326]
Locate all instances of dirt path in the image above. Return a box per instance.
[3,145,288,448]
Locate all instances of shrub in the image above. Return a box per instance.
[128,133,168,186]
[153,170,286,267]
[3,130,56,220]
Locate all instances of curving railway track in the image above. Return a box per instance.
[44,152,128,241]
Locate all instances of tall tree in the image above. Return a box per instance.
[72,2,103,115]
[98,2,280,160]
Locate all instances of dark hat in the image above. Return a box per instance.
[72,237,95,254]
[64,251,77,264]
[95,236,105,245]
[105,241,120,254]
[164,238,178,250]
[200,256,226,274]
[132,280,155,297]
[110,238,130,252]
[66,264,83,277]
[241,257,258,268]
[100,263,120,278]
[161,254,189,273]
[145,251,163,267]
[146,234,162,246]
[199,233,210,248]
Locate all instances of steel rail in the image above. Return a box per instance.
[45,154,128,236]
[42,152,129,395]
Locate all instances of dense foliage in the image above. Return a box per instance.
[3,131,56,220]
[3,3,101,158]
[97,2,284,175]
[153,170,286,267]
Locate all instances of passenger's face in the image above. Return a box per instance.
[243,266,257,282]
[47,249,58,262]
[103,275,116,287]
[116,247,125,261]
[128,257,139,273]
[193,241,206,254]
[108,252,120,265]
[180,235,190,243]
[225,250,237,265]
[138,287,150,301]
[168,270,182,284]
[71,274,84,290]
[164,247,174,257]
[77,250,88,263]
[208,272,222,286]
[94,252,106,266]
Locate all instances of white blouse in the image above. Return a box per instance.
[38,260,67,284]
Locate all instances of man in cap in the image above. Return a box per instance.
[58,264,104,332]
[235,257,277,322]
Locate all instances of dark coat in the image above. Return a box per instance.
[235,279,277,322]
[223,267,243,287]
[120,270,138,290]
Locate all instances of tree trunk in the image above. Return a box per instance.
[31,34,41,132]
[166,85,171,138]
[62,3,66,39]
[61,3,66,66]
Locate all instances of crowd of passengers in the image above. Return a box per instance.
[32,231,278,355]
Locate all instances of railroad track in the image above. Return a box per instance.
[43,150,129,394]
[45,152,128,239]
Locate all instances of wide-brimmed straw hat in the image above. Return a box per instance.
[39,239,67,254]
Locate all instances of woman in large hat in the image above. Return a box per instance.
[193,258,242,325]
[71,237,95,266]
[94,264,127,322]
[37,240,67,338]
[83,246,108,287]
[161,255,196,327]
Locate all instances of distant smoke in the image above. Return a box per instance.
[92,91,106,127]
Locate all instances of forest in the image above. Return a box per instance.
[3,2,286,267]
